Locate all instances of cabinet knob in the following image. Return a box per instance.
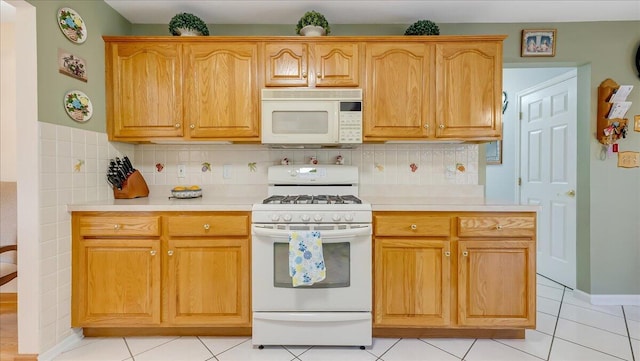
[463,251,469,257]
[424,124,429,129]
[190,124,195,130]
[317,72,321,79]
[495,225,503,230]
[150,250,156,256]
[203,224,210,230]
[439,124,445,129]
[410,224,417,230]
[113,224,120,230]
[175,123,181,128]
[168,250,174,256]
[445,251,451,257]
[302,72,307,78]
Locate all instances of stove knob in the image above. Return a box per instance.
[313,214,323,222]
[332,214,342,221]
[283,214,292,222]
[344,213,354,222]
[301,214,311,222]
[271,214,280,222]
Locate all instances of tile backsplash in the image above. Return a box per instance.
[134,143,479,187]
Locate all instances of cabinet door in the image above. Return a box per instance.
[364,43,433,139]
[374,238,450,327]
[106,42,183,139]
[166,238,250,326]
[435,42,502,139]
[264,43,309,86]
[74,239,161,326]
[314,43,360,87]
[183,43,259,139]
[458,240,535,327]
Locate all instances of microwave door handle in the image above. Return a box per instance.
[251,225,372,240]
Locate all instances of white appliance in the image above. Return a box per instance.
[251,165,372,348]
[261,89,363,147]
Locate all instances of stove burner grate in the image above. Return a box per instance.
[262,194,362,205]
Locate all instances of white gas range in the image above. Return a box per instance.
[251,165,372,348]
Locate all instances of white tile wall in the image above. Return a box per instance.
[134,143,480,187]
[38,123,133,351]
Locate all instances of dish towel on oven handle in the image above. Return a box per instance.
[289,231,326,287]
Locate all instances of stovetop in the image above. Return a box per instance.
[262,194,362,205]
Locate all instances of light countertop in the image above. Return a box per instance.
[362,196,539,212]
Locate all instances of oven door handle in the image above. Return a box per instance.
[251,225,371,239]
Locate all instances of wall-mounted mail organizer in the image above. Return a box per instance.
[597,79,632,145]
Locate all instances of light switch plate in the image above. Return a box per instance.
[177,164,186,178]
[223,164,232,179]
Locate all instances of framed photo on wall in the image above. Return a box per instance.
[486,140,502,165]
[58,48,87,82]
[521,29,556,57]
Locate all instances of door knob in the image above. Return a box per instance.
[566,190,576,197]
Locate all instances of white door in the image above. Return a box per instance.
[518,71,577,288]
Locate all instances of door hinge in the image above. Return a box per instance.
[519,112,523,120]
[518,177,522,186]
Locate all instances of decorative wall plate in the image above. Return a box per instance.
[63,90,93,122]
[57,7,87,44]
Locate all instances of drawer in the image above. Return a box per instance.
[79,216,161,237]
[166,214,249,236]
[458,215,535,238]
[374,214,450,237]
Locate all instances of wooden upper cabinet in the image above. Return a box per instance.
[183,43,260,139]
[264,42,360,87]
[364,43,433,139]
[435,42,502,140]
[264,43,309,86]
[106,42,183,139]
[313,43,360,87]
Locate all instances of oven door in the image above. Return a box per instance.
[252,224,371,312]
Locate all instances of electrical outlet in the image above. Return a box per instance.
[177,164,186,178]
[223,164,232,179]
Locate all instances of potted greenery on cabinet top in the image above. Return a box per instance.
[404,19,440,35]
[168,12,210,36]
[296,10,330,36]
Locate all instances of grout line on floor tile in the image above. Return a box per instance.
[536,273,572,290]
[125,336,181,357]
[122,337,134,361]
[373,337,402,360]
[208,337,252,357]
[492,333,549,361]
[460,338,477,360]
[545,286,566,360]
[420,338,469,360]
[622,306,637,361]
[195,336,217,360]
[538,294,563,304]
[557,315,629,338]
[553,336,631,361]
[562,298,628,319]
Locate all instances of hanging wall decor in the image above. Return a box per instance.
[58,48,87,82]
[63,90,93,123]
[521,29,556,57]
[57,8,87,44]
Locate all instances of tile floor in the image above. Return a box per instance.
[52,275,639,361]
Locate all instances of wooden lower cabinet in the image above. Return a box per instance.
[72,211,251,332]
[373,211,536,337]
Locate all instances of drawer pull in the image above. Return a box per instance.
[495,225,503,230]
[168,250,174,256]
[113,224,120,230]
[444,251,450,257]
[190,124,195,129]
[174,123,181,128]
[410,224,417,230]
[462,251,468,257]
[150,250,156,256]
[203,224,210,230]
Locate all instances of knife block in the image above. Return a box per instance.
[113,170,149,199]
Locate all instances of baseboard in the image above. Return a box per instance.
[37,329,83,361]
[573,289,640,306]
[14,355,38,361]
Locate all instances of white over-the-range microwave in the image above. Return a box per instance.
[261,88,363,148]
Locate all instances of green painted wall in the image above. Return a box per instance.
[28,3,640,295]
[27,0,131,133]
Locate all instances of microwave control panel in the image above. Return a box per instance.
[339,101,363,143]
